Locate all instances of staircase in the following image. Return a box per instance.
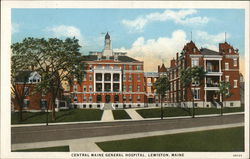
[103,103,113,110]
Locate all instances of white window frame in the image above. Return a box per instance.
[234,80,238,88]
[225,63,229,70]
[191,58,199,67]
[225,76,230,82]
[83,85,87,92]
[233,58,237,67]
[137,85,140,92]
[192,88,200,100]
[73,85,77,92]
[89,85,92,92]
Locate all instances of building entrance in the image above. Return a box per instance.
[105,95,111,103]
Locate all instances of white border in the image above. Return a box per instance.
[1,1,249,159]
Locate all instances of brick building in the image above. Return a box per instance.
[166,40,241,108]
[144,72,159,106]
[71,33,145,109]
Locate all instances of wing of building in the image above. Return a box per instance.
[165,40,241,108]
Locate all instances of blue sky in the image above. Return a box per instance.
[12,9,245,73]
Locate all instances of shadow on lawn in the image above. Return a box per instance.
[23,112,45,122]
[55,109,74,121]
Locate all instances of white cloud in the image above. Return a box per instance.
[12,23,20,34]
[194,31,229,51]
[114,30,232,72]
[122,9,209,32]
[114,30,188,71]
[46,25,84,46]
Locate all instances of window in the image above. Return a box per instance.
[89,96,92,102]
[192,78,200,86]
[192,88,200,100]
[83,85,87,92]
[123,74,126,81]
[191,58,199,67]
[89,85,92,92]
[40,100,47,109]
[123,64,126,70]
[137,75,141,82]
[123,85,126,92]
[97,95,102,103]
[129,85,132,92]
[230,102,234,107]
[96,73,102,81]
[225,76,230,82]
[234,80,238,88]
[137,65,141,70]
[193,48,196,53]
[123,96,126,101]
[114,95,119,103]
[23,99,30,108]
[129,95,132,102]
[229,48,232,53]
[137,85,141,92]
[89,65,92,70]
[137,96,140,102]
[83,96,86,101]
[73,85,77,92]
[129,74,132,81]
[129,65,133,70]
[89,74,92,81]
[24,87,29,96]
[225,63,229,70]
[233,59,237,67]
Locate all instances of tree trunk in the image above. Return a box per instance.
[19,102,23,121]
[160,95,163,120]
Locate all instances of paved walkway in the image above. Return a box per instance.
[12,122,243,152]
[101,110,114,122]
[125,109,143,120]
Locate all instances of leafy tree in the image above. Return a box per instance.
[218,81,231,116]
[180,66,206,118]
[11,67,31,121]
[154,75,170,119]
[11,37,85,121]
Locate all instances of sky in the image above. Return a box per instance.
[12,9,245,74]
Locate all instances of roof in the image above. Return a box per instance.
[158,63,167,72]
[81,55,140,63]
[105,32,110,39]
[144,72,159,77]
[200,48,220,55]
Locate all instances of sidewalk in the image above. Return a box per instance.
[101,110,114,122]
[12,122,244,152]
[11,111,244,128]
[125,109,143,120]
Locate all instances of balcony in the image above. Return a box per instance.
[205,76,220,90]
[206,61,221,75]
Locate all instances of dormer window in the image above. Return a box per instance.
[229,48,232,53]
[193,48,196,53]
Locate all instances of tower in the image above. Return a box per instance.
[103,32,113,56]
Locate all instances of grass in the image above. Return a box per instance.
[97,127,244,152]
[137,106,244,118]
[112,110,131,120]
[13,145,70,152]
[12,109,103,124]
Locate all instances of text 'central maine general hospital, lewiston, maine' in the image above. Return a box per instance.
[13,32,243,111]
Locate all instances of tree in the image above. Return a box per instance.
[180,66,206,118]
[154,75,170,119]
[11,37,85,121]
[11,68,31,121]
[218,81,231,116]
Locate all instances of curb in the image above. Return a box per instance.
[11,111,244,128]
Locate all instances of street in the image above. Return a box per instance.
[11,114,244,144]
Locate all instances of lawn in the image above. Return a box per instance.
[112,110,131,120]
[97,127,244,152]
[12,109,103,124]
[13,145,69,152]
[137,106,244,118]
